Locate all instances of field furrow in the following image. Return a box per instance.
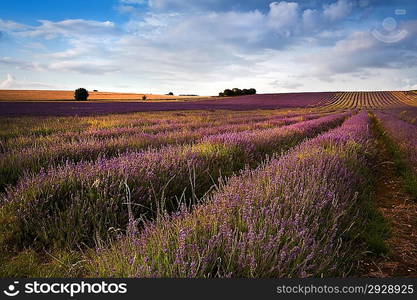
[319,91,409,109]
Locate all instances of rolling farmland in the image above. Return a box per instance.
[1,91,415,117]
[0,90,199,101]
[0,90,416,278]
[322,91,414,109]
[0,92,336,116]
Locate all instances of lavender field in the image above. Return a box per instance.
[0,94,416,278]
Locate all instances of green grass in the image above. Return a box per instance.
[359,198,391,255]
[0,248,85,277]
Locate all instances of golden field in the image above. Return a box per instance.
[0,90,206,102]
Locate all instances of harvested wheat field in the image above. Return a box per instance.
[0,90,205,102]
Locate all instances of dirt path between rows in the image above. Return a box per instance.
[359,137,417,277]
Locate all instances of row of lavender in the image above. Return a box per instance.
[374,111,417,198]
[0,111,281,151]
[84,111,375,277]
[0,113,349,253]
[383,107,417,125]
[2,110,337,153]
[0,111,332,192]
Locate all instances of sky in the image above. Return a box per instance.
[0,0,416,95]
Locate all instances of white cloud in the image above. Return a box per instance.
[0,73,15,88]
[49,61,121,75]
[16,19,120,39]
[0,73,55,89]
[268,1,299,33]
[302,9,320,29]
[299,23,417,81]
[270,78,303,90]
[120,0,146,3]
[1,1,416,94]
[0,19,30,31]
[148,0,208,11]
[49,39,106,59]
[117,5,138,14]
[0,57,45,71]
[323,0,354,22]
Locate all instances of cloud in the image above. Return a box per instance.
[302,9,320,29]
[146,0,300,13]
[0,73,15,88]
[148,0,227,11]
[298,21,417,81]
[0,73,55,89]
[120,0,146,3]
[0,54,119,76]
[1,1,417,94]
[117,5,138,14]
[323,0,354,21]
[0,19,30,31]
[11,19,120,39]
[0,57,45,71]
[49,39,108,59]
[401,80,417,90]
[267,2,299,34]
[124,1,329,51]
[48,61,121,75]
[270,79,303,90]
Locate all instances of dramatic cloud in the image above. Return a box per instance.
[0,0,416,93]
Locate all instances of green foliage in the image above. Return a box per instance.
[0,248,85,277]
[220,88,256,97]
[74,88,89,101]
[359,197,391,255]
[223,89,234,96]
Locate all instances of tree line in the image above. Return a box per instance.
[219,88,256,97]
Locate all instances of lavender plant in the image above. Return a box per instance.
[0,113,349,250]
[0,112,325,191]
[374,112,417,198]
[85,111,374,278]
